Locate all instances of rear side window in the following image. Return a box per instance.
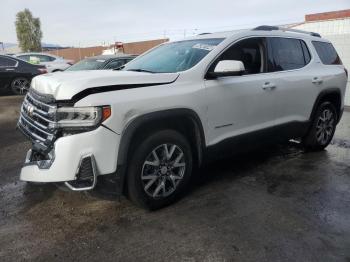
[268,38,310,72]
[301,41,311,64]
[312,41,341,65]
[38,55,55,62]
[0,57,17,67]
[17,55,30,61]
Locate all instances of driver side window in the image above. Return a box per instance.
[210,37,266,75]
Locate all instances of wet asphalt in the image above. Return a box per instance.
[0,94,349,262]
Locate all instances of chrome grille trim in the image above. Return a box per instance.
[26,90,56,110]
[18,119,47,142]
[20,109,53,136]
[21,101,55,128]
[18,89,57,152]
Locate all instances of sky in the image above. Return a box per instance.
[1,0,350,47]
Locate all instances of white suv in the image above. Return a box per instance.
[15,53,73,72]
[18,26,348,209]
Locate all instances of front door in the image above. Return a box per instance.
[204,37,277,146]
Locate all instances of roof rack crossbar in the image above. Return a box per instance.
[252,25,321,38]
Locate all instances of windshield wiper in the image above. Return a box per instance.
[126,68,155,73]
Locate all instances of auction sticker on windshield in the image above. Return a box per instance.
[192,43,216,51]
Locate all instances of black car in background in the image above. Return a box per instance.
[65,54,137,71]
[0,55,47,95]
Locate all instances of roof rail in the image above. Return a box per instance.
[252,25,321,38]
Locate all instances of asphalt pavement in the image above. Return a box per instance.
[0,95,349,262]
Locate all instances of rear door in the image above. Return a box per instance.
[311,41,348,107]
[265,37,318,130]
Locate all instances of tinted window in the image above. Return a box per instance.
[210,37,266,75]
[38,55,55,62]
[18,54,55,63]
[312,41,341,65]
[0,57,17,67]
[268,38,307,71]
[17,55,30,62]
[301,41,311,64]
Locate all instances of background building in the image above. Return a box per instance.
[45,38,168,62]
[291,9,350,107]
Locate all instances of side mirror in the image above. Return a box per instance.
[206,60,245,79]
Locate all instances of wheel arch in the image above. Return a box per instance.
[118,108,206,167]
[309,88,342,123]
[114,108,206,194]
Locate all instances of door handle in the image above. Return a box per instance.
[5,68,15,71]
[262,82,276,90]
[312,77,323,84]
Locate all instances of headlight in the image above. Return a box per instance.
[49,106,111,130]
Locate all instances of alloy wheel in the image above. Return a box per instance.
[11,78,30,95]
[316,108,335,145]
[141,143,186,198]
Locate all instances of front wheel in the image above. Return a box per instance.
[127,130,193,210]
[10,77,30,95]
[302,102,337,151]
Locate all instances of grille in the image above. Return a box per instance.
[18,89,58,152]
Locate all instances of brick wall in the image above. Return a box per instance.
[306,9,350,22]
[45,46,105,62]
[45,39,169,62]
[122,39,169,55]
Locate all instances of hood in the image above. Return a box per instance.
[30,70,179,100]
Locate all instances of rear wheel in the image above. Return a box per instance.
[10,77,30,95]
[302,102,337,151]
[127,130,193,210]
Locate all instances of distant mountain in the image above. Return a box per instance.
[42,43,62,48]
[1,43,17,49]
[0,42,62,49]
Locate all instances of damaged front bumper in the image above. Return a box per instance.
[18,89,120,191]
[20,126,120,190]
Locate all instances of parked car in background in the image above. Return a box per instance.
[0,55,47,95]
[15,53,73,72]
[65,54,137,71]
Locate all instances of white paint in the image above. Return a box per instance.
[292,18,350,106]
[21,28,348,183]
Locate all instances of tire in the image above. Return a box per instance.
[10,77,30,95]
[302,101,337,151]
[127,129,193,210]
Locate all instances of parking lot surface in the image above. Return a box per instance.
[0,95,350,262]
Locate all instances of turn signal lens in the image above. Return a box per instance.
[102,106,111,121]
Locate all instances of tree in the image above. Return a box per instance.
[15,9,42,52]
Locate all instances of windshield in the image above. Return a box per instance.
[66,58,106,71]
[123,38,224,73]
